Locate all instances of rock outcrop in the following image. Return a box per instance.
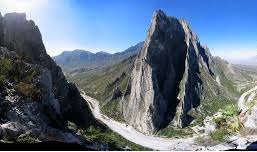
[0,12,96,128]
[121,10,217,133]
[0,12,98,145]
[0,46,89,144]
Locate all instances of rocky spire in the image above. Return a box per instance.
[122,10,215,134]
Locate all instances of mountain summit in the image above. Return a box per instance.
[120,10,213,133]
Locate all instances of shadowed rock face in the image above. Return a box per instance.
[0,13,96,128]
[122,10,215,133]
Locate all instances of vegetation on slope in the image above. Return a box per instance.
[156,125,193,138]
[210,104,242,141]
[67,55,135,121]
[67,56,241,138]
[0,57,41,100]
[67,53,257,141]
[0,58,13,83]
[83,125,150,150]
[101,97,125,122]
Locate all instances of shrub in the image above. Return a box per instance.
[16,136,37,143]
[24,69,39,83]
[223,105,238,116]
[82,126,150,150]
[156,125,193,138]
[16,82,39,99]
[0,58,12,83]
[0,58,12,75]
[228,117,243,132]
[0,75,5,84]
[83,126,103,141]
[210,128,230,141]
[214,116,227,128]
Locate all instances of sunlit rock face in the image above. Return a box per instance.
[122,10,215,134]
[0,12,98,142]
[0,12,97,127]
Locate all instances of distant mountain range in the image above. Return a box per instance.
[52,42,144,72]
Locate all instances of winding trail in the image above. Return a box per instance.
[80,82,257,150]
[238,83,257,113]
[81,91,200,150]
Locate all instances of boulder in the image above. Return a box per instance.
[204,116,216,134]
[1,122,26,139]
[231,137,248,149]
[244,104,257,128]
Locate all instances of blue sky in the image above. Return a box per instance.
[0,0,256,60]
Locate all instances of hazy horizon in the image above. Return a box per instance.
[0,0,256,62]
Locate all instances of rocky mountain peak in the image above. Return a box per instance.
[121,10,216,133]
[152,9,166,21]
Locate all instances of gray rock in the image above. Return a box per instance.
[206,142,236,151]
[0,13,98,148]
[36,128,84,145]
[204,116,216,134]
[1,122,26,139]
[121,10,217,133]
[244,104,257,128]
[0,12,97,128]
[232,137,248,149]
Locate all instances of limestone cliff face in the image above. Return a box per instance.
[0,13,96,128]
[122,10,216,134]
